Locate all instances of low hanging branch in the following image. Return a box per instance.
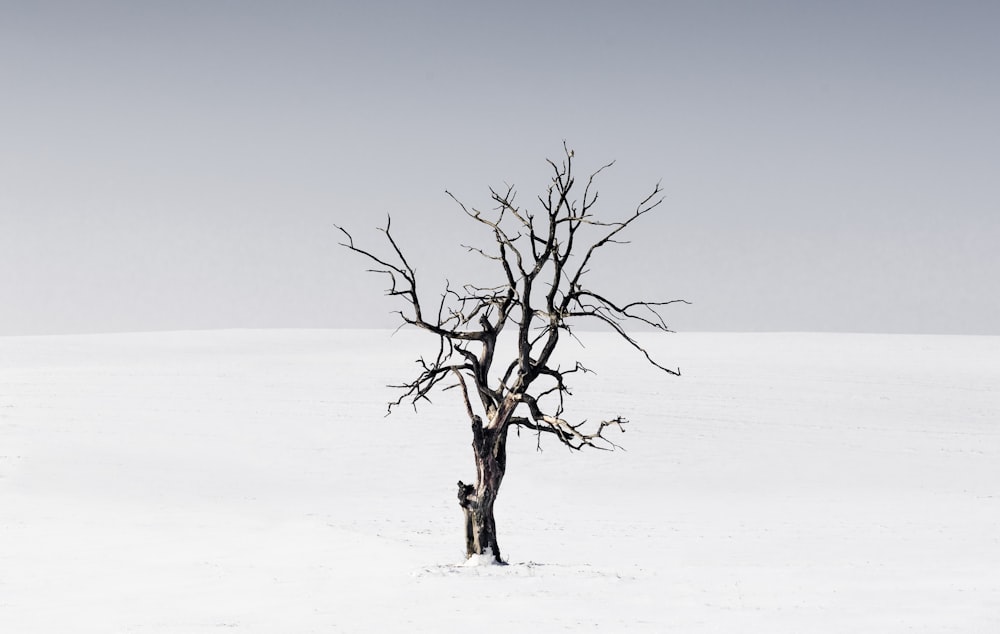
[338,144,689,562]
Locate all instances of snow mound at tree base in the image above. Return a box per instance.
[461,548,504,567]
[414,561,637,579]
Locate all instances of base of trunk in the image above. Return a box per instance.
[457,480,504,564]
[461,546,507,567]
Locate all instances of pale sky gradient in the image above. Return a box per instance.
[2,1,998,335]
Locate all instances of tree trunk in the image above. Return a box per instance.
[457,417,508,563]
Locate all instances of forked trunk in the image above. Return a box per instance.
[457,419,508,563]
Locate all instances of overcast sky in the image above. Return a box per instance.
[2,1,997,335]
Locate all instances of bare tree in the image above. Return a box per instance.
[338,145,687,563]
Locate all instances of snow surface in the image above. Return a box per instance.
[1,329,998,632]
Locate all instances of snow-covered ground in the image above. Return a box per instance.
[1,330,997,632]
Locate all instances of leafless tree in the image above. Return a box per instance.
[338,145,687,563]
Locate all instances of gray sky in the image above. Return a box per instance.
[2,1,998,335]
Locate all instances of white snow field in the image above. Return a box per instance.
[1,330,997,632]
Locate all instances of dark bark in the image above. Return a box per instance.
[457,417,508,563]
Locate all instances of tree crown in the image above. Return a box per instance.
[339,145,687,450]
